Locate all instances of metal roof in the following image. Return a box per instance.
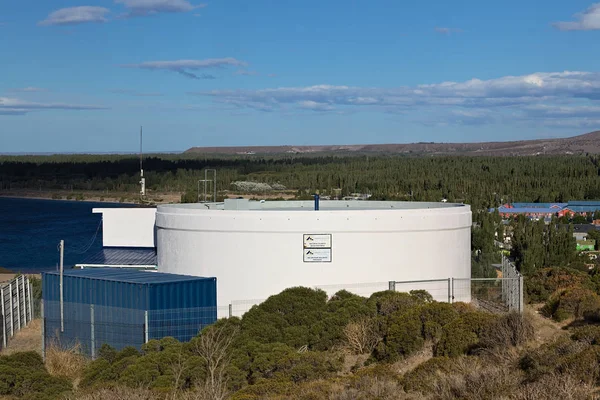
[77,247,157,267]
[511,203,567,209]
[571,224,600,233]
[498,207,557,214]
[568,201,600,206]
[563,205,600,212]
[43,267,212,284]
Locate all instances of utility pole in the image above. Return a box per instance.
[139,126,146,197]
[59,240,64,333]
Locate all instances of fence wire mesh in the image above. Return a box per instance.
[393,279,454,303]
[314,281,390,298]
[1,275,34,350]
[44,301,217,357]
[42,258,524,358]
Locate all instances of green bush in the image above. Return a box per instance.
[372,308,424,362]
[525,267,594,304]
[418,302,459,341]
[435,311,497,357]
[0,351,72,399]
[571,325,600,344]
[541,287,600,321]
[519,337,593,382]
[409,290,434,303]
[367,291,423,317]
[401,356,456,393]
[232,341,343,385]
[241,287,329,349]
[240,287,375,351]
[81,346,141,388]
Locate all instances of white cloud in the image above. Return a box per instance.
[115,0,206,17]
[435,27,463,35]
[235,69,259,76]
[110,89,163,96]
[553,3,600,31]
[38,6,110,26]
[9,87,48,92]
[298,101,335,112]
[122,58,247,79]
[195,72,600,109]
[0,97,108,115]
[188,71,600,128]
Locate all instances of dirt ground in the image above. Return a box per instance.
[0,190,180,204]
[0,274,16,284]
[1,319,42,356]
[0,190,297,204]
[526,304,566,344]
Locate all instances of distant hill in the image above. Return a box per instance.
[185,130,600,156]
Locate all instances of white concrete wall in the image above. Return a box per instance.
[156,202,471,306]
[93,208,157,248]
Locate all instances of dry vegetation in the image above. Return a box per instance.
[3,295,600,399]
[0,318,42,356]
[45,342,87,383]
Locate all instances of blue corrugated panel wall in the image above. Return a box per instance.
[42,269,217,355]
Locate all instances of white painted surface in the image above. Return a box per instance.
[156,201,472,306]
[93,208,157,248]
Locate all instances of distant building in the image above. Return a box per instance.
[577,240,596,251]
[571,224,600,241]
[493,201,600,220]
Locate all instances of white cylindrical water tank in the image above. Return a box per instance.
[156,200,471,308]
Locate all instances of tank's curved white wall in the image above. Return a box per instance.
[156,202,471,306]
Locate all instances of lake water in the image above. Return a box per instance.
[0,197,134,272]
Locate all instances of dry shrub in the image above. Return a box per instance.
[343,317,380,355]
[451,302,476,314]
[519,337,594,383]
[431,362,522,400]
[328,375,420,400]
[541,287,600,321]
[571,325,600,345]
[179,388,229,400]
[478,312,535,352]
[73,385,159,400]
[45,342,87,381]
[512,373,598,400]
[191,323,239,400]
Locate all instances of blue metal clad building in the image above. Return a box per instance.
[42,269,217,356]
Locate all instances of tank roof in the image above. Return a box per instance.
[160,199,468,212]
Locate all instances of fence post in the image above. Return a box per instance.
[9,282,14,337]
[228,303,232,318]
[20,275,26,326]
[16,278,22,331]
[447,278,452,304]
[519,276,524,314]
[90,304,95,359]
[388,281,396,292]
[1,287,6,349]
[27,279,33,323]
[41,300,45,362]
[144,310,149,343]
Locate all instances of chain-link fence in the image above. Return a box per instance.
[43,301,218,358]
[42,258,524,358]
[314,282,391,298]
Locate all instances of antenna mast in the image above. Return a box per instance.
[139,126,146,197]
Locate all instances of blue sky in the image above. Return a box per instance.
[1,0,600,153]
